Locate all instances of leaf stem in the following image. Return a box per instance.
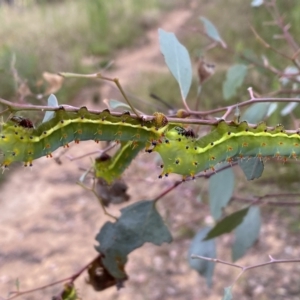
[6,255,101,299]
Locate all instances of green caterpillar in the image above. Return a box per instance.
[95,141,145,184]
[0,107,167,167]
[1,107,300,180]
[154,121,300,178]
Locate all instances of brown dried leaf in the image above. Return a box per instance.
[43,72,64,95]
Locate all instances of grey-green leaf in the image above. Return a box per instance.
[267,103,278,117]
[204,207,250,240]
[223,64,248,100]
[104,99,131,110]
[238,158,264,180]
[241,102,270,123]
[232,206,261,261]
[188,227,216,288]
[209,164,235,220]
[158,28,192,100]
[281,102,298,116]
[95,200,172,279]
[42,94,59,123]
[199,17,226,47]
[222,287,233,300]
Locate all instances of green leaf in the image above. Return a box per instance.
[238,158,264,180]
[199,17,226,47]
[158,28,192,100]
[222,287,233,300]
[241,102,270,123]
[42,94,59,123]
[209,164,235,220]
[204,207,250,240]
[188,227,216,288]
[95,200,172,279]
[223,64,248,100]
[232,206,261,261]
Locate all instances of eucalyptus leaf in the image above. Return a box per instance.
[188,227,216,287]
[199,17,226,47]
[158,28,192,100]
[42,94,59,123]
[232,206,261,261]
[266,103,278,117]
[241,102,270,123]
[95,200,172,279]
[104,99,131,110]
[238,158,264,180]
[209,164,235,220]
[223,64,248,100]
[204,207,249,240]
[281,102,298,116]
[222,287,233,300]
[251,0,264,7]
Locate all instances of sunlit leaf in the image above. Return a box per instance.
[241,102,270,123]
[280,66,300,86]
[223,64,248,100]
[42,94,59,123]
[238,158,264,180]
[204,207,249,240]
[232,206,261,261]
[158,28,192,100]
[95,200,172,279]
[209,164,235,220]
[266,103,278,117]
[43,71,64,95]
[103,99,131,110]
[199,17,226,47]
[188,227,216,287]
[251,0,264,7]
[281,102,298,116]
[222,287,233,300]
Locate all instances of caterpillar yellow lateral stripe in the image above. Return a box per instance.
[95,141,145,184]
[1,106,300,180]
[153,121,300,178]
[0,107,168,167]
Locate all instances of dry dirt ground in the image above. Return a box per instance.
[1,5,300,300]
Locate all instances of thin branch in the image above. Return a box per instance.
[59,72,141,118]
[6,255,101,299]
[78,180,118,220]
[232,193,300,206]
[67,143,117,161]
[191,254,300,287]
[3,95,300,128]
[153,180,182,203]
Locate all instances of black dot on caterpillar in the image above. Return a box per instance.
[10,116,34,128]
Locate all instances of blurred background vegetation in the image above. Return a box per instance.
[1,0,300,117]
[0,0,172,102]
